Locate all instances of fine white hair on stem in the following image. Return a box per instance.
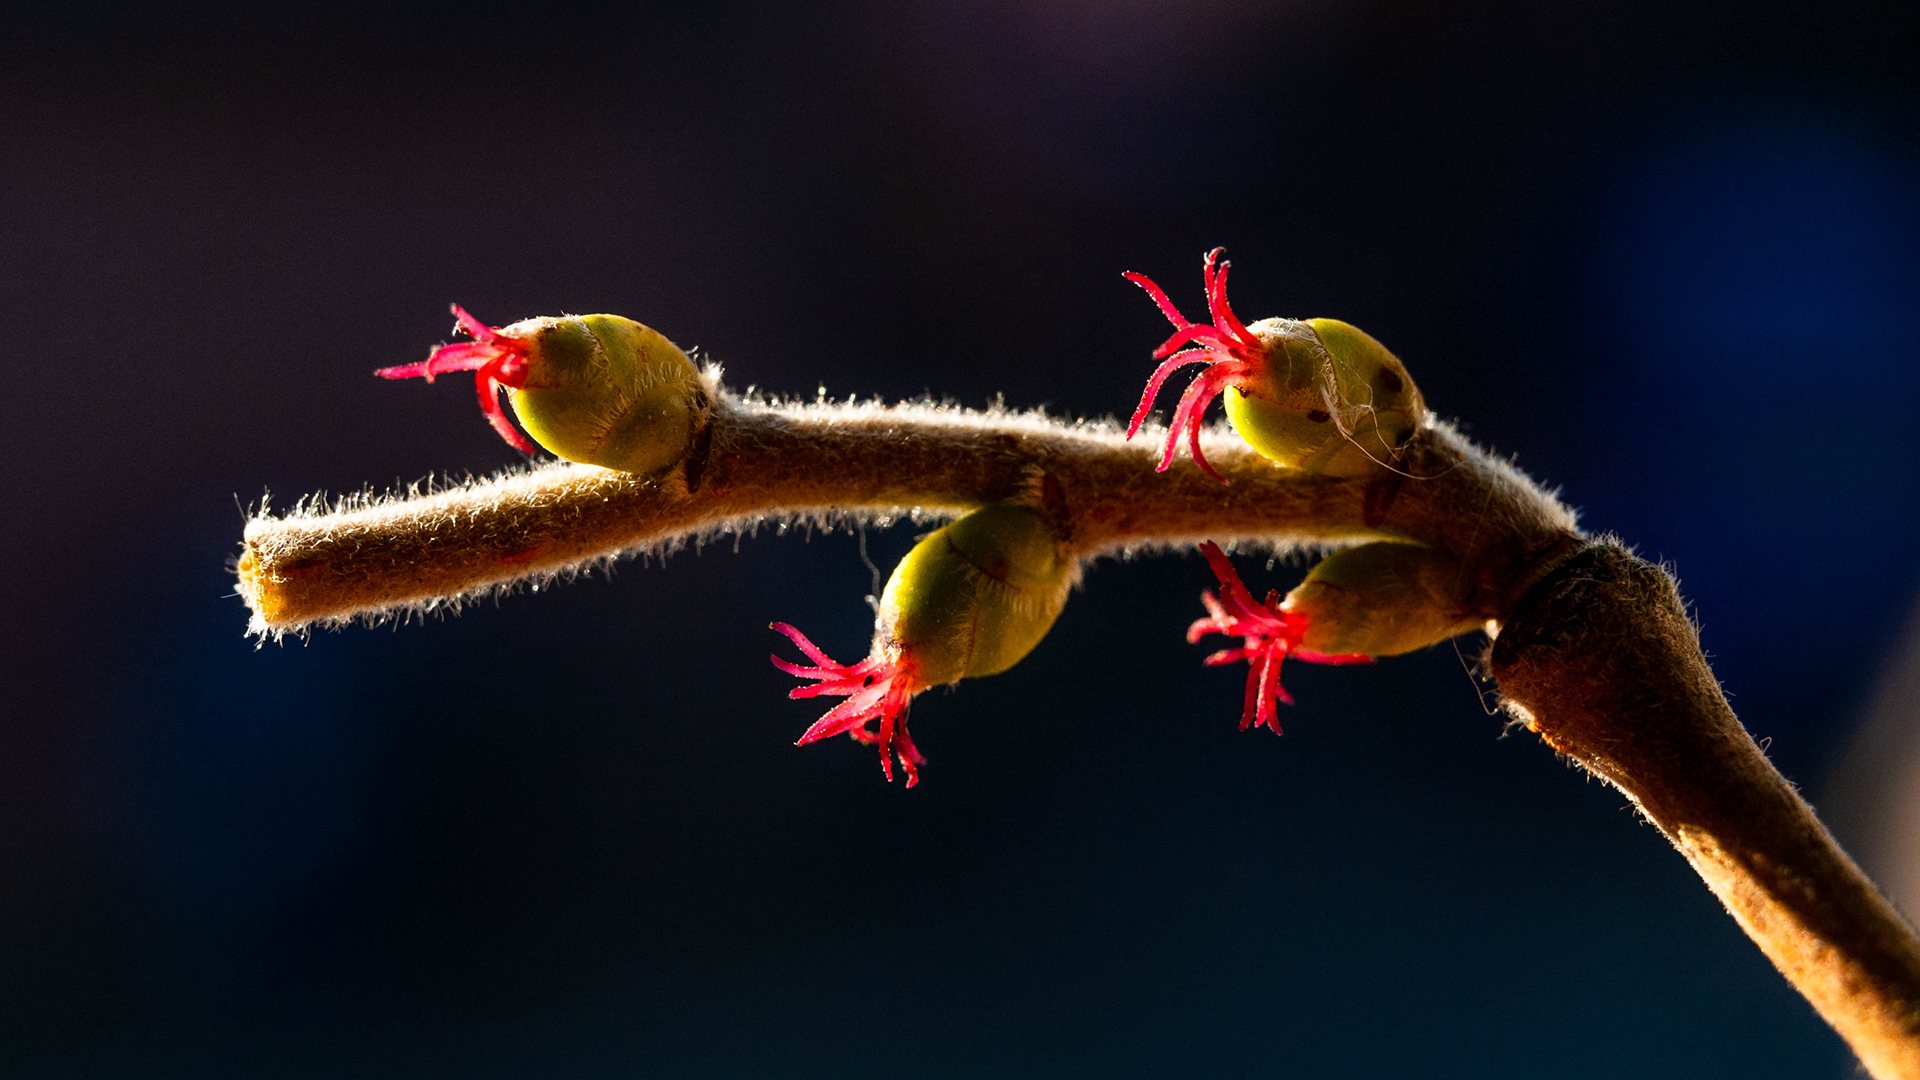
[237,388,1580,639]
[233,364,1920,1075]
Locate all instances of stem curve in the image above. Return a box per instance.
[1491,544,1920,1079]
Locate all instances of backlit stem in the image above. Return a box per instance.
[237,389,1579,635]
[235,382,1920,1073]
[1492,546,1920,1079]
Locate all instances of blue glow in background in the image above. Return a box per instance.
[1549,100,1920,766]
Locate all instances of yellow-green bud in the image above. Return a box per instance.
[1225,318,1425,478]
[377,305,706,475]
[880,503,1072,685]
[1126,250,1426,481]
[1283,541,1479,656]
[772,500,1075,787]
[507,314,706,475]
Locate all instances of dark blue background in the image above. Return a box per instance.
[3,1,1917,1074]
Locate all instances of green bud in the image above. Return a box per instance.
[1225,318,1425,478]
[509,314,705,475]
[1284,541,1479,656]
[879,502,1072,685]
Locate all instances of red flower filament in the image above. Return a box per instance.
[1123,248,1272,482]
[1188,542,1371,734]
[770,622,929,787]
[376,304,538,452]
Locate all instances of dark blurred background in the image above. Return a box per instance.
[3,0,1919,1075]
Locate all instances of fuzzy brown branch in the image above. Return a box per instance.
[236,382,1920,1075]
[1492,545,1920,1079]
[238,390,1580,635]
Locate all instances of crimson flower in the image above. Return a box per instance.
[770,622,929,787]
[376,304,537,452]
[1188,542,1371,734]
[1123,248,1271,482]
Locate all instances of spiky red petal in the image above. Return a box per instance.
[376,303,538,453]
[1187,541,1371,733]
[770,622,929,787]
[1123,249,1271,482]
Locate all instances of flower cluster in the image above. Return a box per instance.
[770,622,929,787]
[377,304,536,452]
[770,502,1072,787]
[1123,248,1270,482]
[1188,542,1372,735]
[378,305,705,475]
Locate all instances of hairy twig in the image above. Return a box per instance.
[1493,546,1920,1079]
[238,387,1579,635]
[237,379,1920,1075]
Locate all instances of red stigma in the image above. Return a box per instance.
[770,622,929,787]
[1122,248,1270,483]
[376,304,538,453]
[1187,542,1371,734]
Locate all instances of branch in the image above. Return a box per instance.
[236,381,1920,1076]
[1492,545,1920,1080]
[238,389,1581,635]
